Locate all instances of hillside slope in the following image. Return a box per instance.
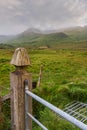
[3,26,87,49]
[0,35,14,43]
[64,26,87,41]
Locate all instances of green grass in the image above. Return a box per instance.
[0,48,87,129]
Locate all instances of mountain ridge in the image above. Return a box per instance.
[1,26,87,49]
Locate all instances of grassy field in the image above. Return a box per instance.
[0,48,87,129]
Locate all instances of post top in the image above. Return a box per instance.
[10,48,31,66]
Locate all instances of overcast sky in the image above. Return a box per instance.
[0,0,87,35]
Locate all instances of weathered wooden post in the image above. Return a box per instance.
[10,48,32,130]
[0,97,2,112]
[37,65,43,87]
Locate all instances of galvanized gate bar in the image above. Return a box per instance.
[25,86,29,130]
[64,101,87,124]
[25,81,47,130]
[27,113,48,130]
[25,90,87,130]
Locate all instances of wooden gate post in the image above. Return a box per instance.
[10,48,32,130]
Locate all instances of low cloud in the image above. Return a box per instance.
[0,0,87,34]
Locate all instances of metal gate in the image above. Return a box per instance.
[64,101,87,124]
[25,80,87,130]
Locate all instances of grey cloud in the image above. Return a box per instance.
[18,0,87,28]
[0,0,22,7]
[0,0,87,34]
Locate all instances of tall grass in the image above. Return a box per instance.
[0,49,87,129]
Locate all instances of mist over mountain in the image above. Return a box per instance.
[17,26,87,36]
[0,35,14,43]
[0,26,87,49]
[19,28,43,36]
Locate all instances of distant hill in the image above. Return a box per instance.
[20,28,42,35]
[64,26,87,41]
[6,30,70,48]
[0,35,14,43]
[2,26,87,49]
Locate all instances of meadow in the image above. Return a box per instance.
[0,48,87,130]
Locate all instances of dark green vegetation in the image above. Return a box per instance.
[0,49,87,129]
[1,26,87,50]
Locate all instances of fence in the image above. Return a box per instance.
[1,47,87,130]
[24,80,87,130]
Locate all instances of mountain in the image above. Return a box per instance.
[2,26,87,49]
[0,35,15,43]
[19,28,43,36]
[64,26,87,41]
[6,29,70,48]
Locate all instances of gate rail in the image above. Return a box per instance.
[25,80,87,130]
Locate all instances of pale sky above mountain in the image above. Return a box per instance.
[0,0,87,35]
